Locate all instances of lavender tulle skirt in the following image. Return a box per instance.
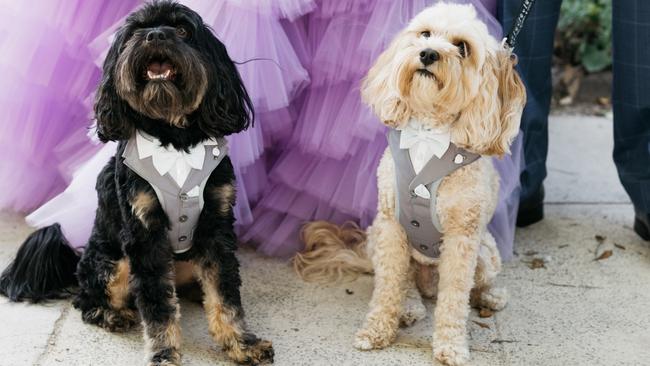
[0,0,521,260]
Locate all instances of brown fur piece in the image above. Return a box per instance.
[193,262,274,364]
[107,259,131,310]
[87,259,138,332]
[294,222,371,283]
[211,183,236,217]
[130,191,159,228]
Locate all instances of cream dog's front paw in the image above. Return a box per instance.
[432,338,469,366]
[475,287,508,311]
[353,326,396,350]
[400,298,427,327]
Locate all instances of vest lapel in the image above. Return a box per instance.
[388,129,481,193]
[122,135,229,196]
[181,138,228,192]
[388,129,417,180]
[122,137,179,194]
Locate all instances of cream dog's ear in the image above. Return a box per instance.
[361,31,411,128]
[496,49,526,153]
[453,48,526,156]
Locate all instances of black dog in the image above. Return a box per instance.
[0,1,273,365]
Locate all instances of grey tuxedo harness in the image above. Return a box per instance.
[122,134,228,254]
[388,129,480,259]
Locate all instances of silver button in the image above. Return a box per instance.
[180,193,189,201]
[213,147,220,159]
[179,215,188,223]
[411,220,420,228]
[178,236,187,242]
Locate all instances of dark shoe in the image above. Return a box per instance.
[634,210,650,241]
[516,185,545,228]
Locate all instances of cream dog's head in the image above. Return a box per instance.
[362,2,526,156]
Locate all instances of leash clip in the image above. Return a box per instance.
[501,37,512,51]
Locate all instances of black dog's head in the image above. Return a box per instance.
[94,0,253,143]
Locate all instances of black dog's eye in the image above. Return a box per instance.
[455,41,469,58]
[420,31,431,38]
[176,26,189,38]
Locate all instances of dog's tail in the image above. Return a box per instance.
[293,221,373,283]
[0,223,80,303]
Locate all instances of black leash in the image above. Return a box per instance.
[503,0,537,50]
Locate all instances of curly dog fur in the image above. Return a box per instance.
[0,2,273,365]
[294,3,525,365]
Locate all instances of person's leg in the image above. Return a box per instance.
[612,1,650,240]
[498,0,563,226]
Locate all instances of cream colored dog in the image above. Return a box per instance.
[294,2,526,365]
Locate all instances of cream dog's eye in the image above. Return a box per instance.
[420,31,431,38]
[455,41,469,58]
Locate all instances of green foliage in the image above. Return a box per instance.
[556,0,612,73]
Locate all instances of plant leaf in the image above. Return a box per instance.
[595,250,613,261]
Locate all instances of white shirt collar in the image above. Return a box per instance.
[399,119,451,174]
[135,131,219,187]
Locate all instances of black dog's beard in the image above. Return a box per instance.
[115,38,208,126]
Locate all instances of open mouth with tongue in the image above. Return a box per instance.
[145,60,176,81]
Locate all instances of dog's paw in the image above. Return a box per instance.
[147,361,180,366]
[400,299,427,327]
[353,327,396,350]
[147,360,180,366]
[476,287,508,311]
[81,307,138,332]
[226,334,274,365]
[147,347,181,366]
[432,342,469,366]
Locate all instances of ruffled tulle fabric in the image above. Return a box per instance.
[188,0,317,21]
[184,0,311,114]
[0,0,139,212]
[17,0,522,260]
[241,0,522,258]
[26,143,116,250]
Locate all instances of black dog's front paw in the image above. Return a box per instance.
[226,333,274,365]
[80,306,138,332]
[147,347,181,366]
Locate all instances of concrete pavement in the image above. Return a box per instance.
[1,115,649,366]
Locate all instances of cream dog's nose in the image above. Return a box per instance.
[419,48,439,66]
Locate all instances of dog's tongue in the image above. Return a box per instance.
[147,62,173,80]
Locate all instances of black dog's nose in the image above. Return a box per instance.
[146,29,166,42]
[419,48,440,66]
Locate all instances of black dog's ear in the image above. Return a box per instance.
[94,28,134,142]
[195,26,254,136]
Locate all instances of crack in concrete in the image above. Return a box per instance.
[492,311,509,364]
[34,302,71,366]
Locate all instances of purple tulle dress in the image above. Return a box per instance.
[2,0,521,261]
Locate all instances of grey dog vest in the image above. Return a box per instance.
[122,133,228,253]
[388,129,480,259]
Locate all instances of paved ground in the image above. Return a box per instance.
[1,115,649,366]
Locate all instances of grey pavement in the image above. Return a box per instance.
[1,115,649,366]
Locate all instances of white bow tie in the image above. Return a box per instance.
[399,121,451,199]
[136,131,218,187]
[399,123,451,161]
